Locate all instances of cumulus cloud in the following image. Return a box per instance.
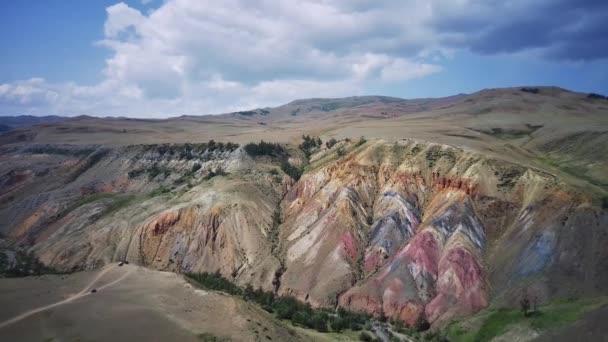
[0,0,605,117]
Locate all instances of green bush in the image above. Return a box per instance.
[197,333,230,341]
[310,313,329,332]
[520,87,540,94]
[292,311,311,327]
[329,316,346,332]
[269,207,282,254]
[128,169,144,179]
[356,136,367,147]
[280,162,302,181]
[188,273,374,334]
[587,93,606,100]
[26,146,95,157]
[204,167,227,180]
[299,135,322,158]
[1,250,60,277]
[359,331,374,341]
[244,141,286,157]
[186,271,242,296]
[325,138,338,149]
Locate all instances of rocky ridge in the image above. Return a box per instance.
[0,138,606,328]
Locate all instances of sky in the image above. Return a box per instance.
[0,0,607,118]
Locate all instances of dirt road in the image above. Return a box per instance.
[0,264,132,329]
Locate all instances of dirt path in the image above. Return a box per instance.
[0,264,132,329]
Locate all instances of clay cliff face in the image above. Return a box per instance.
[0,139,606,327]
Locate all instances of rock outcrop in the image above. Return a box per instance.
[0,139,606,327]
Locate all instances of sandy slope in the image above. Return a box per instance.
[0,264,311,342]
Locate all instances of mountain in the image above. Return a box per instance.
[0,115,67,130]
[0,86,607,341]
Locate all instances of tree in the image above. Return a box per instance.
[359,332,374,341]
[244,140,286,157]
[520,291,531,317]
[310,313,328,332]
[299,135,321,158]
[281,162,303,181]
[243,284,255,301]
[292,311,311,327]
[330,316,345,332]
[326,138,338,149]
[378,307,387,322]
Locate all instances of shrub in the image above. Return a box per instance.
[197,333,230,342]
[520,292,531,317]
[225,142,240,151]
[148,186,169,197]
[587,93,606,100]
[269,207,282,254]
[326,138,338,149]
[128,169,144,179]
[350,322,363,331]
[602,196,608,209]
[356,136,367,147]
[191,163,202,173]
[204,167,227,180]
[189,274,374,334]
[186,271,242,296]
[1,250,59,277]
[337,148,346,157]
[378,308,387,322]
[237,110,257,116]
[26,146,95,157]
[281,162,302,181]
[329,316,346,332]
[142,164,171,180]
[310,313,329,332]
[415,317,431,331]
[299,135,322,158]
[520,87,540,94]
[359,331,374,341]
[244,141,286,158]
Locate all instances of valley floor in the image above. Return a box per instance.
[0,264,314,342]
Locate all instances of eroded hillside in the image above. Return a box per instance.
[1,137,606,329]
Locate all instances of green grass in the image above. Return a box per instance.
[535,155,608,194]
[103,194,136,215]
[446,297,608,342]
[187,272,371,334]
[61,193,136,219]
[474,308,523,341]
[70,192,116,208]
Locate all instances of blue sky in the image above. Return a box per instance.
[0,0,607,117]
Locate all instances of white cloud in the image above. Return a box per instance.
[3,0,606,117]
[1,0,450,117]
[104,2,144,38]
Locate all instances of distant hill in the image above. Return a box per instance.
[0,115,67,131]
